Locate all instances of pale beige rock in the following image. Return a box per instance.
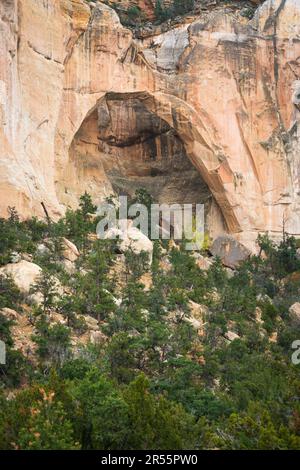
[159,256,172,272]
[269,331,278,343]
[140,272,153,290]
[193,253,213,271]
[85,315,99,331]
[289,302,300,323]
[185,300,209,333]
[189,300,209,320]
[211,235,251,268]
[255,306,263,324]
[62,238,80,262]
[104,220,153,262]
[90,330,106,345]
[61,259,76,274]
[0,260,42,294]
[225,331,240,342]
[10,312,36,359]
[185,316,203,331]
[0,1,300,249]
[0,307,19,321]
[50,312,67,325]
[0,260,63,306]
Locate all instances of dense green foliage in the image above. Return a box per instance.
[153,0,195,22]
[105,0,196,27]
[0,192,300,449]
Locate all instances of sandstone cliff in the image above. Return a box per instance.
[0,0,300,248]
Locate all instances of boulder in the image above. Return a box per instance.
[21,253,33,262]
[61,238,80,262]
[189,300,209,321]
[185,316,202,331]
[192,253,213,271]
[104,220,153,263]
[0,259,63,305]
[61,259,76,274]
[159,256,172,272]
[49,312,66,325]
[0,307,19,321]
[225,331,240,342]
[211,235,251,269]
[269,332,278,343]
[36,238,79,264]
[255,306,263,324]
[0,260,42,294]
[289,302,300,323]
[184,301,209,333]
[84,315,99,331]
[139,272,153,291]
[90,330,106,345]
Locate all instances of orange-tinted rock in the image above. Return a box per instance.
[0,0,300,249]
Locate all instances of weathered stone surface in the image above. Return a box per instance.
[9,309,37,358]
[269,331,278,343]
[90,330,106,345]
[192,253,213,271]
[0,260,63,306]
[184,300,209,334]
[49,312,67,325]
[225,331,240,342]
[289,302,300,323]
[84,315,99,331]
[0,260,42,294]
[255,306,263,324]
[0,1,300,249]
[189,300,209,321]
[61,238,80,262]
[60,259,76,274]
[0,307,19,321]
[104,219,153,262]
[185,315,203,331]
[211,235,251,268]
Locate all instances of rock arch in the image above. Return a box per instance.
[2,0,300,249]
[56,90,243,238]
[56,90,243,237]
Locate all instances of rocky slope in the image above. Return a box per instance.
[0,0,300,248]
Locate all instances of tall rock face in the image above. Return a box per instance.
[0,0,300,248]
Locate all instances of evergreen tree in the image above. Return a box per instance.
[17,392,78,450]
[30,270,58,316]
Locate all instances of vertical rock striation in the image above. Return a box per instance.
[0,0,299,248]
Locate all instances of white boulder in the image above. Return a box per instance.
[0,260,42,294]
[104,220,153,263]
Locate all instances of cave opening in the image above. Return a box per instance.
[65,92,227,239]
